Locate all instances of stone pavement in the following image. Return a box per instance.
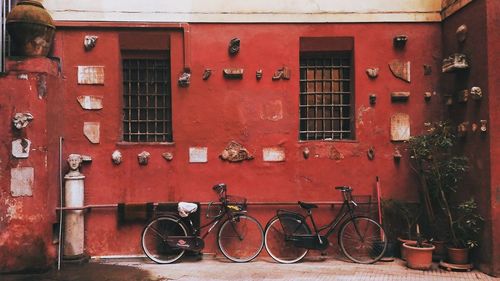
[2,255,497,281]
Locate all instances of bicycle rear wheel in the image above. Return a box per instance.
[264,216,310,264]
[339,216,387,264]
[141,216,188,264]
[217,214,264,262]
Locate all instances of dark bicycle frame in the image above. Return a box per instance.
[278,187,363,246]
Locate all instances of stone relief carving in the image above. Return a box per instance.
[111,150,122,165]
[12,138,31,158]
[457,122,469,137]
[424,91,433,102]
[178,71,191,87]
[366,67,379,79]
[367,146,375,160]
[202,69,212,80]
[369,94,377,105]
[220,141,254,162]
[470,87,482,100]
[138,151,150,165]
[389,60,410,83]
[12,112,34,129]
[84,35,98,51]
[302,147,310,159]
[393,35,408,48]
[456,24,468,43]
[480,120,487,133]
[442,53,469,73]
[162,152,174,161]
[77,95,103,110]
[391,92,410,102]
[223,68,244,79]
[393,147,402,161]
[272,66,290,80]
[228,38,240,55]
[256,69,263,80]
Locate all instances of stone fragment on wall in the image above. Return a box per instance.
[262,147,285,162]
[391,113,410,141]
[77,96,103,110]
[189,147,208,163]
[389,60,411,83]
[220,141,254,162]
[10,167,34,197]
[12,139,31,158]
[77,66,104,84]
[83,122,100,144]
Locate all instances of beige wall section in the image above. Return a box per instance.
[42,0,443,23]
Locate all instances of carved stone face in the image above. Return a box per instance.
[112,150,122,165]
[84,35,98,51]
[68,154,82,171]
[12,112,34,129]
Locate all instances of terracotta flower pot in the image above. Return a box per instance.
[431,240,446,261]
[6,0,55,57]
[403,242,435,270]
[447,246,470,264]
[397,237,416,260]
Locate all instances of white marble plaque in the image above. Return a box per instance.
[77,95,103,110]
[11,167,34,197]
[77,66,104,85]
[391,113,410,141]
[83,122,100,144]
[263,147,286,162]
[189,147,208,163]
[12,139,31,158]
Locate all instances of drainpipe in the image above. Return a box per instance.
[63,154,91,260]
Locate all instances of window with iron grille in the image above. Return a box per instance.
[122,56,172,142]
[299,52,353,141]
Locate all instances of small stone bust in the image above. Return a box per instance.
[66,154,83,177]
[111,150,122,165]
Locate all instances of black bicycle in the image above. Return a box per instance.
[264,186,387,264]
[141,183,264,263]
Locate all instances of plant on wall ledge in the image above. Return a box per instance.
[407,121,469,245]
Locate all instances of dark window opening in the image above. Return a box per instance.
[122,54,172,142]
[299,51,354,141]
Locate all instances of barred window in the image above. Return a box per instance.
[299,52,353,141]
[122,56,172,142]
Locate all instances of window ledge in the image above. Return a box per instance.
[116,141,175,147]
[298,139,359,144]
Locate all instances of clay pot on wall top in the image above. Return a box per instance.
[6,0,55,57]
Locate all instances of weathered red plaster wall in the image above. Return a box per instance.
[486,0,500,276]
[441,0,498,275]
[52,23,442,257]
[0,58,62,272]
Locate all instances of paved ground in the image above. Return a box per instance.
[2,255,497,281]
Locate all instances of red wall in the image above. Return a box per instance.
[0,58,62,272]
[441,0,499,275]
[50,22,443,257]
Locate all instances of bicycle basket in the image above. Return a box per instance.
[206,202,223,218]
[277,210,306,236]
[225,195,247,212]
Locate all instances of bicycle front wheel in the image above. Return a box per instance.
[141,216,188,264]
[217,214,264,262]
[339,216,387,264]
[264,216,310,264]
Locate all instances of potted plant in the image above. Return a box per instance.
[446,198,483,264]
[407,122,471,260]
[403,224,435,270]
[382,199,422,260]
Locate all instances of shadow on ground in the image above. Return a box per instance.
[0,263,166,281]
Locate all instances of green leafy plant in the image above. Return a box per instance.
[407,121,472,247]
[452,198,483,248]
[382,199,422,241]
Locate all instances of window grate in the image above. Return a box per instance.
[122,57,172,142]
[299,52,353,141]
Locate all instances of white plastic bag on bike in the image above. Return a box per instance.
[178,202,198,217]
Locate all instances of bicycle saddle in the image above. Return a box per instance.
[335,186,352,192]
[298,201,318,210]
